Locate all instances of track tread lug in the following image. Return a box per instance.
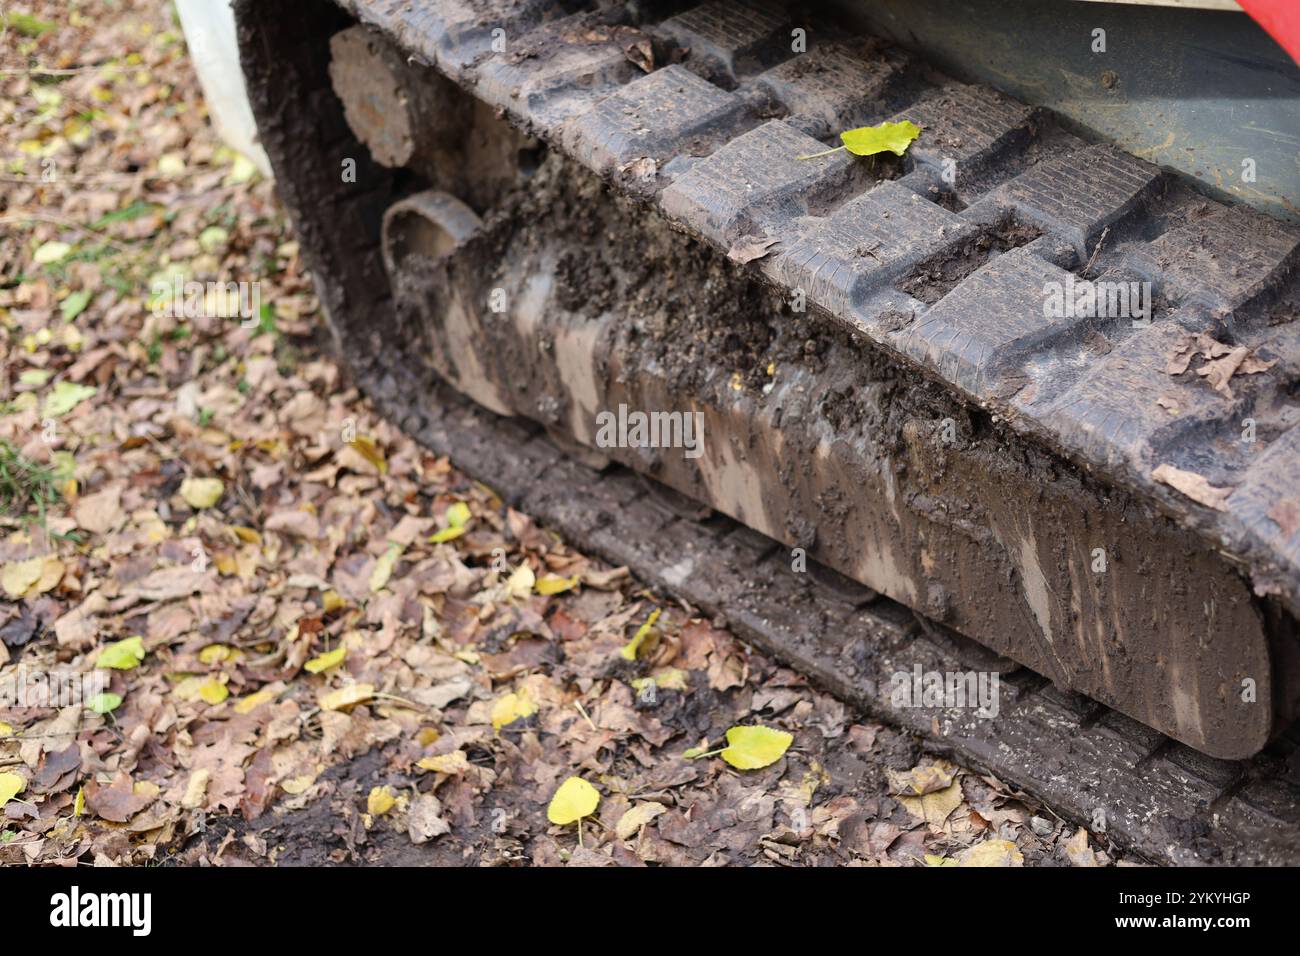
[562,63,750,174]
[1126,203,1300,311]
[653,0,791,85]
[1035,320,1243,474]
[1226,424,1300,572]
[891,246,1078,398]
[772,180,974,316]
[897,82,1033,172]
[660,119,865,244]
[998,144,1164,256]
[475,12,640,123]
[753,38,907,138]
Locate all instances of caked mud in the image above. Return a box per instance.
[391,146,1274,758]
[234,0,1300,760]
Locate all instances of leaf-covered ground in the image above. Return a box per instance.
[0,0,1122,867]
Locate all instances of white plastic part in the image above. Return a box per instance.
[174,0,272,178]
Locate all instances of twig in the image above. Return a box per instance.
[0,172,139,186]
[1082,225,1110,275]
[0,212,125,251]
[573,700,597,732]
[0,65,106,76]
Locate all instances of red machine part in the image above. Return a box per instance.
[1240,0,1300,65]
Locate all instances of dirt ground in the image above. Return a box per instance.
[0,0,1122,867]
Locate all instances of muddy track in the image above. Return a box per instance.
[234,0,1300,861]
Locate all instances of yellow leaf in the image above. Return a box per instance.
[535,573,579,596]
[74,786,85,816]
[180,477,224,509]
[547,776,599,825]
[490,690,536,730]
[924,853,958,867]
[322,590,346,613]
[2,556,45,598]
[0,722,12,737]
[633,668,689,694]
[198,678,229,704]
[281,774,316,795]
[428,524,466,544]
[840,119,921,157]
[899,780,964,829]
[173,676,204,701]
[0,772,26,805]
[887,762,957,796]
[425,499,473,545]
[234,687,278,714]
[224,152,257,185]
[87,692,122,714]
[33,555,64,594]
[95,635,145,670]
[181,769,210,809]
[367,786,396,816]
[369,542,403,593]
[720,725,793,770]
[619,608,661,661]
[957,838,1024,867]
[417,751,470,775]
[415,727,441,747]
[157,152,185,176]
[615,801,667,840]
[230,525,262,544]
[319,682,374,711]
[505,563,535,600]
[198,643,233,665]
[305,645,347,674]
[352,435,387,474]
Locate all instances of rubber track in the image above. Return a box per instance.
[335,0,1300,624]
[234,0,1300,862]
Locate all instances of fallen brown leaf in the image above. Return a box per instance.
[727,235,781,265]
[1152,463,1232,511]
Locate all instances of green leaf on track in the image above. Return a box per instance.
[796,119,922,161]
[840,120,921,157]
